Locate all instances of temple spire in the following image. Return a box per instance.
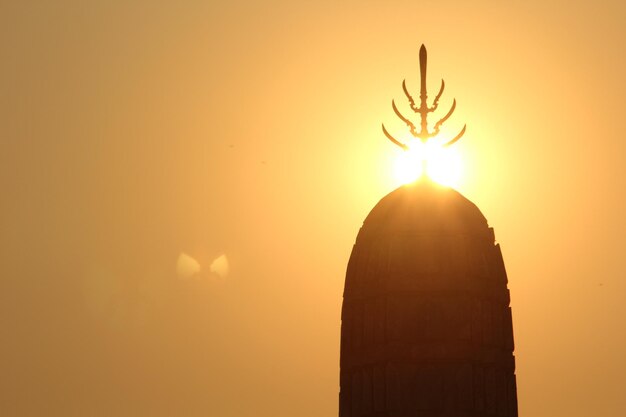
[382,44,466,149]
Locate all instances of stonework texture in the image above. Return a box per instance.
[340,180,517,417]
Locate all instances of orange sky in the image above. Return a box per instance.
[1,1,625,416]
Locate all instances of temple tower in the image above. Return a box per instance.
[339,44,518,416]
[339,179,517,416]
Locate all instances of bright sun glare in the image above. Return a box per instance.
[394,140,463,187]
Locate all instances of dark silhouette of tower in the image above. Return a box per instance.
[339,179,517,416]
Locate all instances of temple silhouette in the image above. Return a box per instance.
[339,46,518,416]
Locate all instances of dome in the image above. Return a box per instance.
[340,178,517,417]
[357,179,490,241]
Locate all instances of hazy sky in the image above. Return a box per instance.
[1,1,625,416]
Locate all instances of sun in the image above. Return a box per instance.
[393,140,463,188]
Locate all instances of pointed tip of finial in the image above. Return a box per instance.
[419,44,427,61]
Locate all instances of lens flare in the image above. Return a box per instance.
[393,140,463,188]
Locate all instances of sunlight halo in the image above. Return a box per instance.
[393,140,463,188]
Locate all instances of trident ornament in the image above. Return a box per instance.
[382,44,466,150]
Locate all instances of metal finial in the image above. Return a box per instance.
[382,44,466,148]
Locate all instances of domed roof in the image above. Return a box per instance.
[358,179,490,239]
